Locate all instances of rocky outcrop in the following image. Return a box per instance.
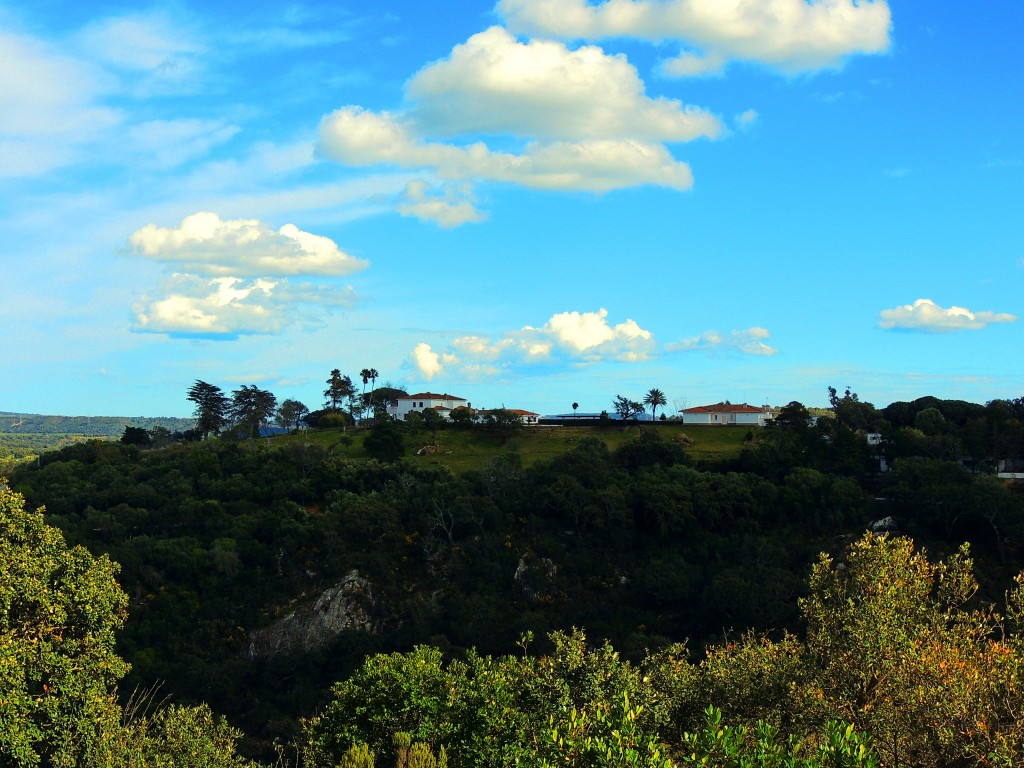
[514,554,558,602]
[246,570,377,660]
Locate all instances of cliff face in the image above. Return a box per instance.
[246,570,378,659]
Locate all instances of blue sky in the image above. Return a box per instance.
[2,0,1021,418]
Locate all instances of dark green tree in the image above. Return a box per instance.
[120,426,152,447]
[186,380,229,439]
[484,408,523,443]
[324,369,355,413]
[229,385,277,439]
[363,420,406,462]
[612,395,645,423]
[276,398,309,430]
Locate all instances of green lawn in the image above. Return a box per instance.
[272,423,752,474]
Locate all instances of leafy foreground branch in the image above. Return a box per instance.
[0,483,256,768]
[304,533,1024,768]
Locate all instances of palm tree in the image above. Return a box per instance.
[359,369,373,418]
[643,388,667,422]
[367,368,379,415]
[572,402,579,420]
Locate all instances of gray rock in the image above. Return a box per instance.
[246,570,377,659]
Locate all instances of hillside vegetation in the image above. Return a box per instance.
[3,390,1024,765]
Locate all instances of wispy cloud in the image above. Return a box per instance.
[878,298,1017,333]
[665,327,779,355]
[0,29,121,176]
[131,275,358,339]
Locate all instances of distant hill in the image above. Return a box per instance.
[0,412,195,438]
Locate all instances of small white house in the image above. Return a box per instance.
[389,392,469,421]
[680,402,776,427]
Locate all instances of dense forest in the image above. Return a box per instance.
[3,389,1024,766]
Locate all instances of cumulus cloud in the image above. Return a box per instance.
[128,212,368,277]
[878,299,1017,333]
[127,212,366,338]
[408,343,459,380]
[528,308,655,362]
[320,107,696,193]
[498,0,892,75]
[318,26,718,214]
[406,27,720,142]
[665,327,778,355]
[406,309,656,382]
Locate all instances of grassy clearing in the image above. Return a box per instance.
[271,423,752,475]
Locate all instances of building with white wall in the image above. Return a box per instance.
[680,402,776,426]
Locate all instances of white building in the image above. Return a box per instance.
[389,392,469,421]
[680,402,776,427]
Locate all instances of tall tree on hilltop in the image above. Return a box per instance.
[324,369,355,412]
[186,380,229,439]
[367,368,379,416]
[276,399,310,431]
[230,385,278,438]
[643,388,668,422]
[359,369,373,418]
[612,395,645,423]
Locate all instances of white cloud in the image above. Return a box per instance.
[128,212,368,277]
[396,180,488,228]
[131,274,358,338]
[407,309,656,382]
[735,109,759,130]
[317,26,719,213]
[319,106,695,193]
[665,326,779,355]
[528,308,654,361]
[127,212,366,338]
[406,26,720,142]
[878,298,1017,333]
[409,343,445,380]
[661,50,726,77]
[498,0,892,75]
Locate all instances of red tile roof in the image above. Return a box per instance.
[400,392,467,401]
[682,403,765,414]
